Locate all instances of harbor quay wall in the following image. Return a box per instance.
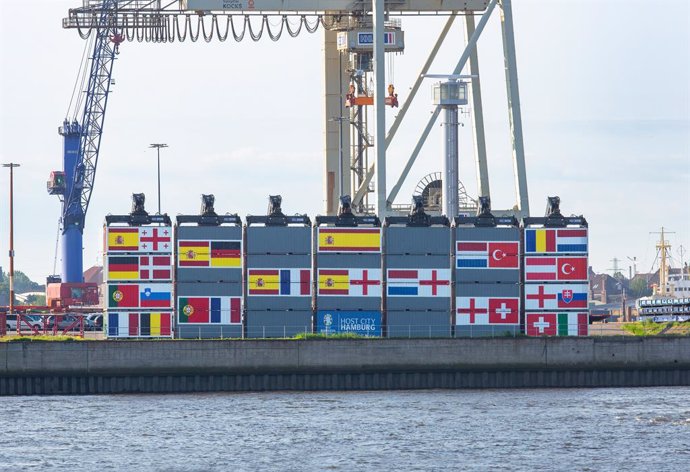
[1,337,689,395]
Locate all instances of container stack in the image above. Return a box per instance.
[104,223,173,338]
[454,210,521,337]
[175,198,243,339]
[245,197,312,338]
[523,199,589,336]
[314,206,382,336]
[384,206,452,337]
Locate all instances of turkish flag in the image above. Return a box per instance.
[488,298,519,324]
[558,257,588,281]
[488,242,519,268]
[526,313,557,336]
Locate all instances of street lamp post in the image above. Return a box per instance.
[149,143,168,214]
[3,163,19,334]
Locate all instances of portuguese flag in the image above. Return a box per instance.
[178,297,210,323]
[108,284,139,308]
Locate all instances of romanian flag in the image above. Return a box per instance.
[210,241,241,267]
[178,241,210,267]
[318,270,350,295]
[179,297,210,323]
[318,228,381,252]
[107,256,139,280]
[108,284,139,308]
[525,229,556,253]
[107,228,139,251]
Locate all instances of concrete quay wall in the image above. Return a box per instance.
[1,337,689,395]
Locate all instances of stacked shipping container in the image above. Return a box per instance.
[104,225,174,338]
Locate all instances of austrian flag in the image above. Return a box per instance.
[456,241,519,269]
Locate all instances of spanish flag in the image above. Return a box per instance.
[178,240,210,267]
[107,228,139,251]
[318,228,381,252]
[318,270,349,295]
[248,270,280,295]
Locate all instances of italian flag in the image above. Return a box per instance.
[558,312,588,336]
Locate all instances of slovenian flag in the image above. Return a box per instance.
[139,283,172,308]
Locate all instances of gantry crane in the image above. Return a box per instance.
[50,0,528,300]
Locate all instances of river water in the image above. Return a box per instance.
[1,387,689,471]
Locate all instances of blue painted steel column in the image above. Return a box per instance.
[60,121,84,283]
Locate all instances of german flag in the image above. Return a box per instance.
[210,241,241,267]
[107,228,139,251]
[107,256,139,280]
[318,228,381,252]
[178,241,210,267]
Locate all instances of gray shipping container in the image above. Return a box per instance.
[455,226,520,284]
[245,311,312,338]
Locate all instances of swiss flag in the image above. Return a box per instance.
[557,257,588,281]
[488,242,519,268]
[526,313,557,336]
[488,298,519,323]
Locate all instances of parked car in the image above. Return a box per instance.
[4,314,43,332]
[85,314,103,331]
[45,314,92,331]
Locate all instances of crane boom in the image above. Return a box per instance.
[49,0,121,284]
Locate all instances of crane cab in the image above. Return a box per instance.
[47,171,66,195]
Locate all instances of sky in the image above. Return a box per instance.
[0,0,688,283]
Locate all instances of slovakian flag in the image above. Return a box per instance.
[525,284,588,310]
[108,284,139,308]
[247,269,311,296]
[456,241,519,269]
[178,297,241,324]
[456,297,519,325]
[139,283,172,308]
[387,269,451,297]
[526,312,588,336]
[525,228,588,254]
[317,269,382,297]
[317,228,381,252]
[524,256,588,282]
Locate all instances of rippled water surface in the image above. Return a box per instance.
[1,387,689,471]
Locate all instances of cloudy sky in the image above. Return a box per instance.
[0,0,688,283]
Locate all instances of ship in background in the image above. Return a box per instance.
[636,228,690,322]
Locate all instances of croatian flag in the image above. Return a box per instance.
[387,269,451,297]
[456,241,518,269]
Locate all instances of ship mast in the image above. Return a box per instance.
[655,227,672,296]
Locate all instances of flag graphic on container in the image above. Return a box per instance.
[139,283,172,308]
[178,297,242,324]
[178,240,241,267]
[107,312,172,337]
[317,269,382,296]
[525,228,588,254]
[524,256,588,282]
[108,284,139,308]
[526,312,588,336]
[525,284,588,310]
[456,297,520,325]
[248,269,311,296]
[386,269,451,297]
[107,255,172,281]
[317,228,381,252]
[106,228,139,252]
[456,241,519,269]
[138,227,172,252]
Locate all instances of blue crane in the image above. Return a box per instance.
[48,0,122,284]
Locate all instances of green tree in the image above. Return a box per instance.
[629,277,652,298]
[25,294,46,306]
